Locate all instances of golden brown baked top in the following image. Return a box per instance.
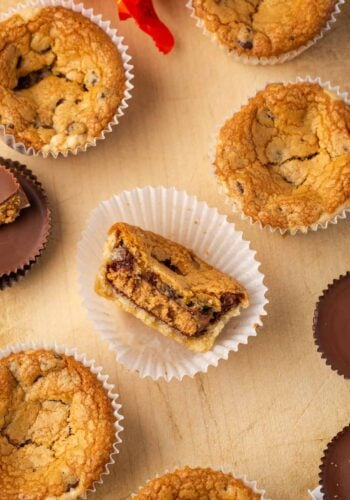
[105,223,248,301]
[215,82,350,231]
[0,6,126,153]
[192,0,337,58]
[135,466,262,499]
[0,349,116,499]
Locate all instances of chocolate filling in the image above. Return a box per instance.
[106,244,242,337]
[15,66,53,91]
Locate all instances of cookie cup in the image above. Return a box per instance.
[0,0,134,159]
[0,157,51,290]
[77,186,268,382]
[132,465,268,498]
[0,340,124,498]
[211,75,350,236]
[186,0,345,65]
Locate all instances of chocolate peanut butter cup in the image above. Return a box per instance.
[0,164,30,225]
[0,157,51,289]
[320,425,350,499]
[313,273,350,378]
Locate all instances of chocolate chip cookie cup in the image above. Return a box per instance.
[0,341,124,499]
[0,157,51,290]
[211,76,350,235]
[132,466,268,499]
[77,186,268,381]
[0,0,133,158]
[318,425,350,499]
[186,0,345,65]
[313,272,350,379]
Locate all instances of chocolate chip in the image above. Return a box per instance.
[142,271,158,286]
[15,66,52,90]
[161,259,183,275]
[56,98,65,107]
[201,305,213,315]
[66,479,79,492]
[108,245,134,273]
[238,40,253,50]
[84,70,99,88]
[220,292,239,313]
[236,181,244,194]
[75,99,82,104]
[16,56,23,69]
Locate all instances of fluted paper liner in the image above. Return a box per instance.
[309,486,323,499]
[0,157,51,290]
[77,186,268,382]
[0,0,134,158]
[210,76,350,235]
[313,272,350,379]
[0,340,124,499]
[132,465,269,498]
[186,0,345,65]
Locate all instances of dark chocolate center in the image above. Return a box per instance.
[314,274,350,378]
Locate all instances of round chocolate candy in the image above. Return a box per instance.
[320,425,350,499]
[313,273,350,378]
[0,158,51,289]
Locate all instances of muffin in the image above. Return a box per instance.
[214,82,350,233]
[0,6,127,155]
[95,222,249,353]
[134,466,263,499]
[0,349,117,499]
[191,0,338,60]
[0,164,29,225]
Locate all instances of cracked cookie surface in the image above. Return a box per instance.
[0,6,126,154]
[0,349,116,499]
[135,466,262,499]
[215,82,350,231]
[192,0,337,58]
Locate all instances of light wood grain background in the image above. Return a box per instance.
[1,1,350,499]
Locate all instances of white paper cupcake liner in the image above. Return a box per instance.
[0,340,124,499]
[77,186,268,382]
[186,0,345,65]
[210,75,350,236]
[132,465,269,498]
[309,486,323,499]
[0,0,134,159]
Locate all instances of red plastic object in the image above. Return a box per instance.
[117,0,175,54]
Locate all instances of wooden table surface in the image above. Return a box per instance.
[1,1,350,499]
